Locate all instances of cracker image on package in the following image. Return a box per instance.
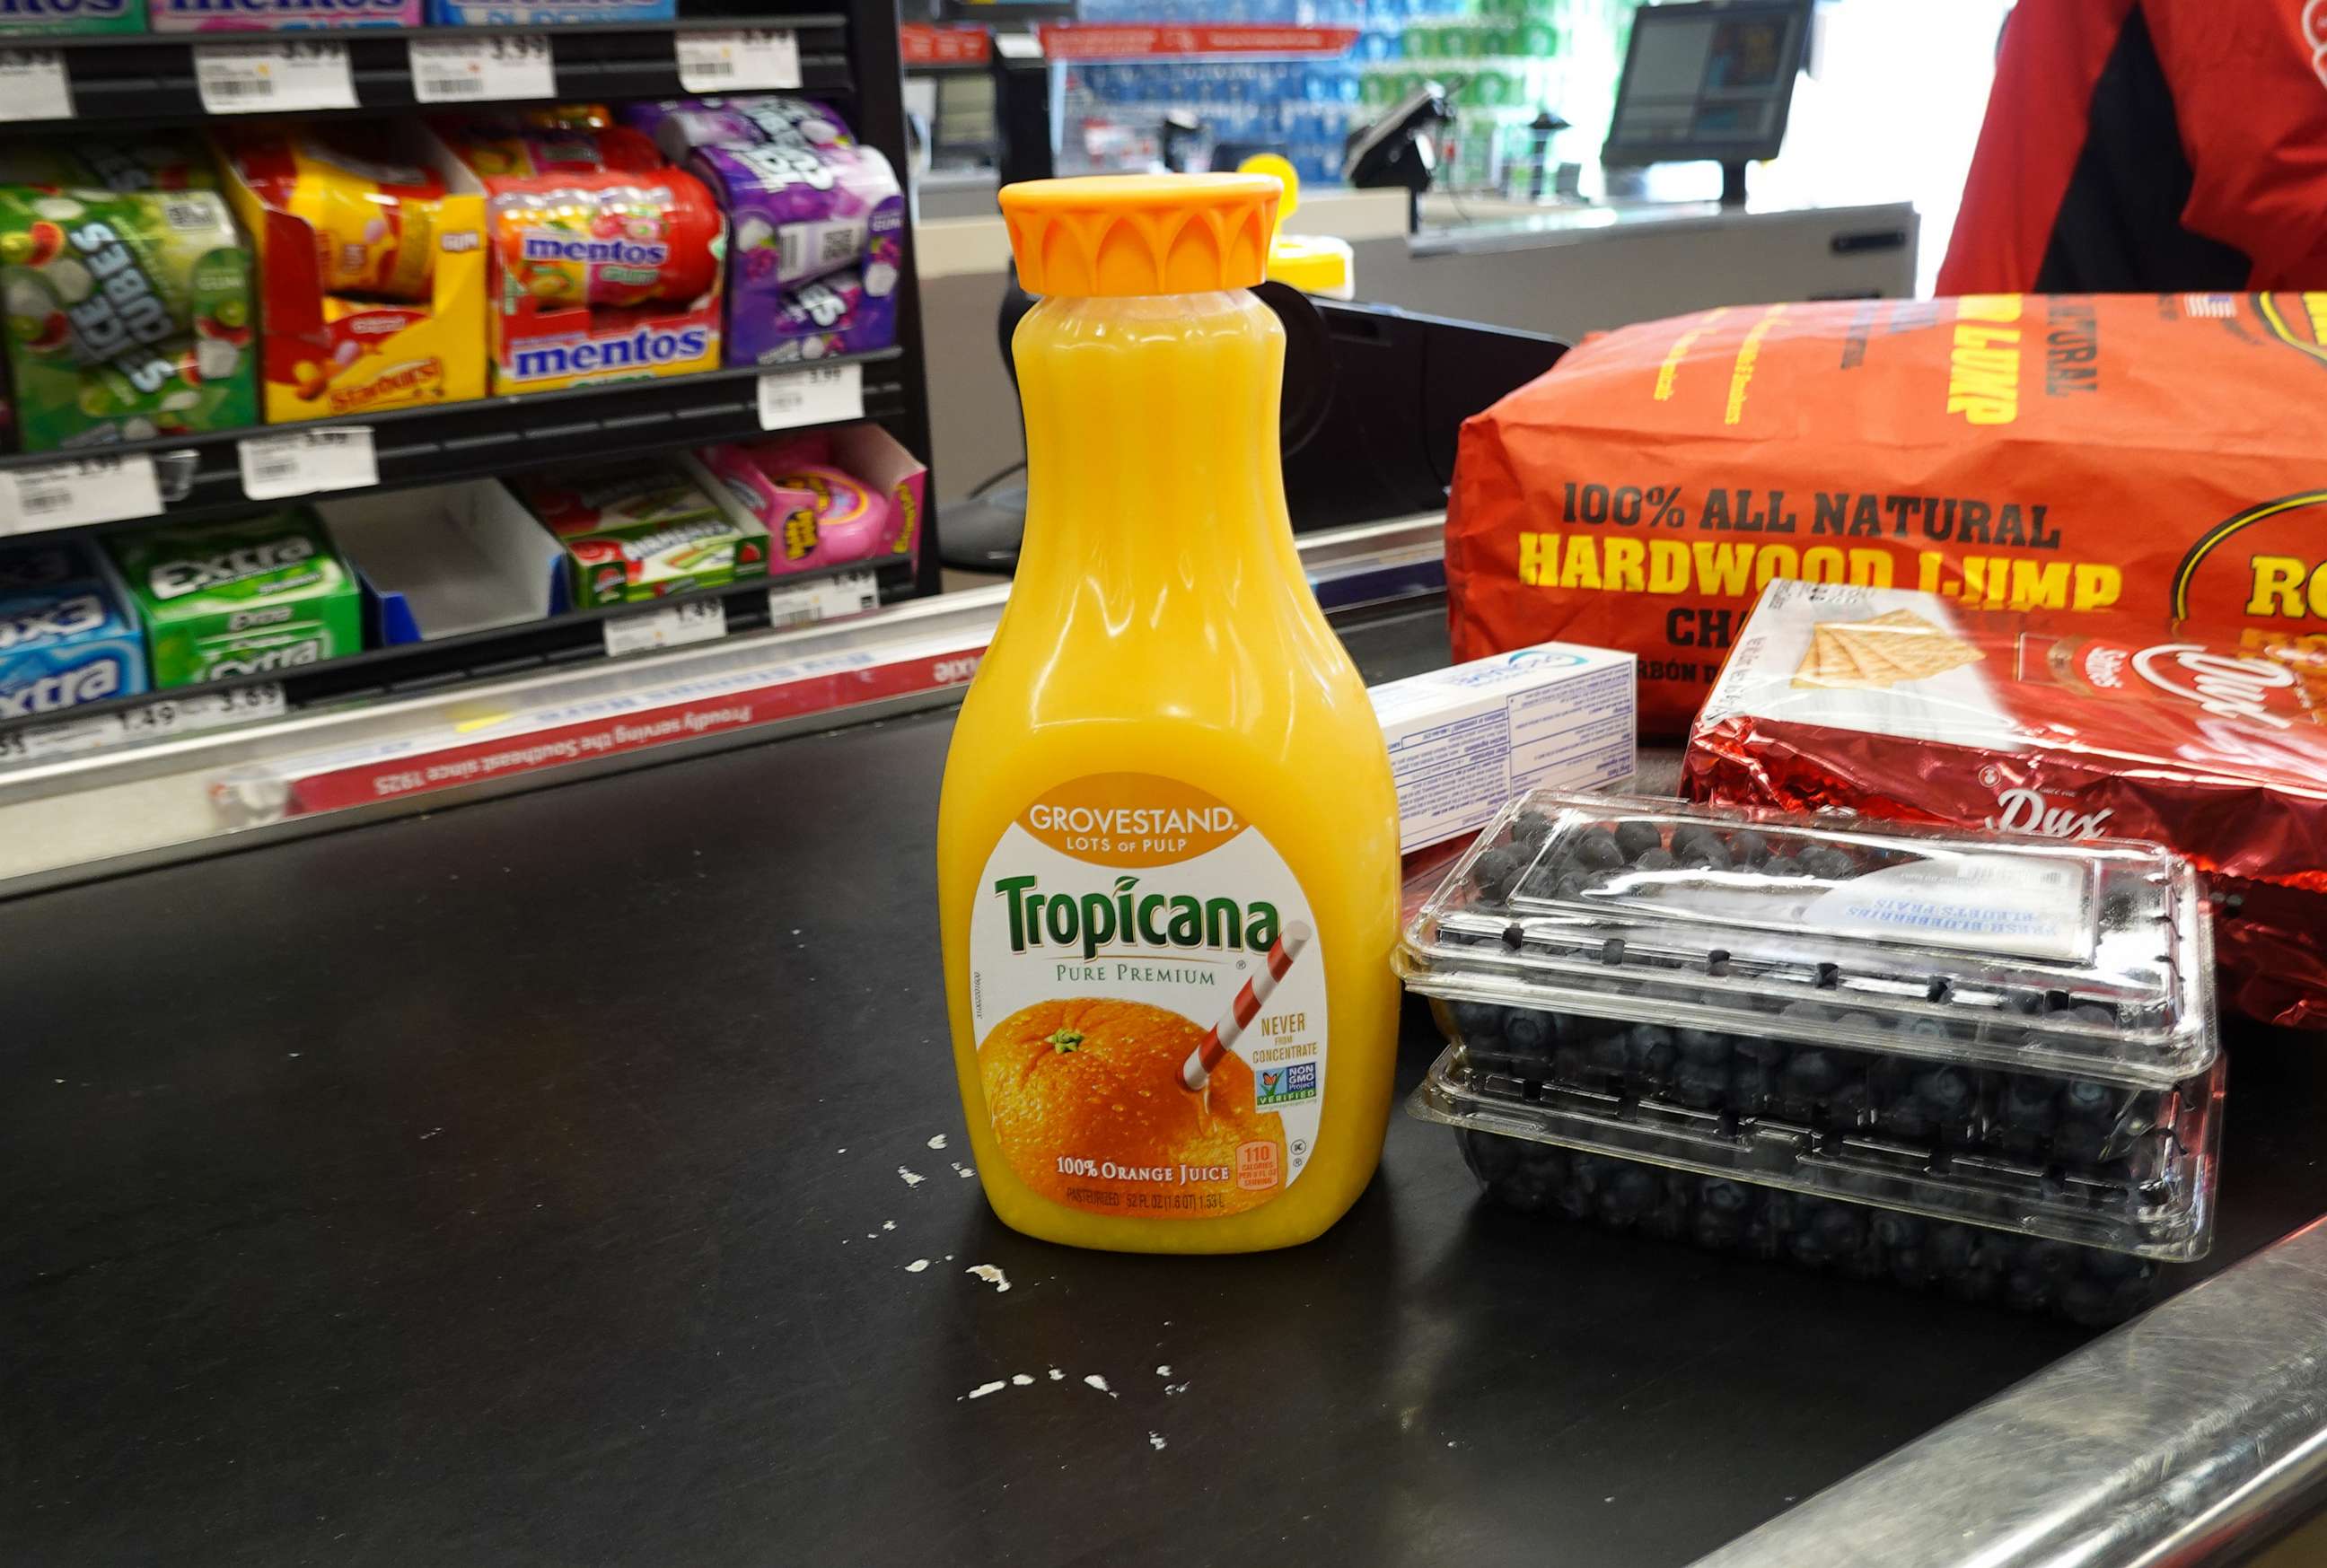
[1793,609,1984,690]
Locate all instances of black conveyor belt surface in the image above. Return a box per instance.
[8,600,2324,1567]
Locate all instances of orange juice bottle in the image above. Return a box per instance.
[937,175,1401,1254]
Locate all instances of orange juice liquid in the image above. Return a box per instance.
[937,196,1401,1253]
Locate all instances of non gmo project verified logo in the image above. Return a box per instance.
[1256,1062,1318,1108]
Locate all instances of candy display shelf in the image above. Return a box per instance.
[0,14,850,127]
[0,515,1444,896]
[0,348,908,532]
[0,0,943,756]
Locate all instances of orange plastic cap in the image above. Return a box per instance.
[999,173,1280,298]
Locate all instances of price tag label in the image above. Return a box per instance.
[122,684,287,741]
[0,49,72,122]
[0,453,162,534]
[757,362,863,431]
[676,28,801,92]
[767,568,879,630]
[0,683,284,771]
[237,426,377,502]
[196,39,357,114]
[603,598,727,658]
[408,34,555,104]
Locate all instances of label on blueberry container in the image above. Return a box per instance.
[967,774,1325,1220]
[1806,853,2093,963]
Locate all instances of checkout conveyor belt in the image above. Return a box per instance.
[9,597,2327,1566]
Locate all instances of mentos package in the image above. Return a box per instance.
[0,538,145,722]
[513,463,768,606]
[106,510,360,688]
[0,137,216,192]
[0,0,144,33]
[449,127,726,395]
[215,123,489,422]
[0,188,258,451]
[1448,293,2327,734]
[153,0,415,29]
[427,0,666,22]
[1683,581,2327,1028]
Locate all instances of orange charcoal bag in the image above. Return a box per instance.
[1446,293,2327,733]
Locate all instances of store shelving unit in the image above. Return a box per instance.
[0,14,855,126]
[0,0,941,746]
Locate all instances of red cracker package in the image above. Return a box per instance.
[1682,581,2327,1027]
[1446,293,2327,734]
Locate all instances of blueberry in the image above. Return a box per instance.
[2004,1268,2058,1313]
[1915,1066,1975,1117]
[1554,1176,1595,1222]
[1692,1208,1746,1251]
[2062,1080,2116,1117]
[1587,1029,1633,1078]
[2068,1003,2118,1028]
[1890,1247,1940,1287]
[1627,1024,1679,1078]
[1613,819,1664,862]
[1778,999,1831,1030]
[2022,1240,2080,1281]
[1676,1028,1733,1066]
[1670,823,1724,859]
[1550,1043,1594,1083]
[2081,1248,2149,1284]
[1813,1201,1868,1253]
[1945,1264,2004,1305]
[2003,1076,2059,1133]
[1497,1146,1569,1211]
[2006,992,2048,1017]
[1927,1222,1981,1275]
[1632,847,1677,873]
[1517,857,1568,898]
[1701,1178,1753,1215]
[1762,854,1805,878]
[1798,845,1857,880]
[1512,809,1553,849]
[1673,1058,1729,1109]
[1895,1017,1950,1046]
[1503,1008,1558,1056]
[1677,838,1733,872]
[1872,1212,1927,1249]
[1596,1166,1662,1227]
[1569,1153,1618,1195]
[1640,1196,1690,1242]
[1729,1062,1776,1112]
[1568,828,1626,872]
[1472,845,1523,901]
[1732,1033,1790,1068]
[1726,829,1771,867]
[1783,1049,1844,1100]
[1449,1000,1505,1044]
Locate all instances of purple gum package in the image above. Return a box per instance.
[746,267,897,366]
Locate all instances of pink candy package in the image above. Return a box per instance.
[698,425,926,576]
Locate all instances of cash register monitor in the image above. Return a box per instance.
[1602,0,1811,206]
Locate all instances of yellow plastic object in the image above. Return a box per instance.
[998,172,1278,296]
[938,176,1401,1253]
[1240,152,1355,301]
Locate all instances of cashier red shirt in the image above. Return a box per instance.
[1938,0,2327,293]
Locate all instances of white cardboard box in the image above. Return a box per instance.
[1369,642,1638,853]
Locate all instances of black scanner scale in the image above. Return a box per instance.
[940,281,1567,573]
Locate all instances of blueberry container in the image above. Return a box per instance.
[1399,793,2222,1302]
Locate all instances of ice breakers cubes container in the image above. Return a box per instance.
[1401,793,2222,1319]
[938,176,1402,1253]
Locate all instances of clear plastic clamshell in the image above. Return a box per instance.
[1400,793,2222,1271]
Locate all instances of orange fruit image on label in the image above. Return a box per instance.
[979,997,1288,1219]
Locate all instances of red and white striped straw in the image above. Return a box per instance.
[1181,922,1312,1092]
